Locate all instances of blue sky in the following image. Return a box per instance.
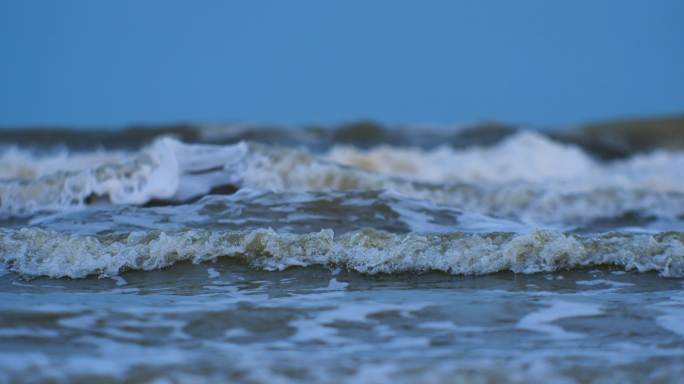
[1,1,683,129]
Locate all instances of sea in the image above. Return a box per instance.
[2,120,684,383]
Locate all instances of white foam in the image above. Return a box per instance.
[380,189,531,233]
[326,131,684,191]
[5,133,684,226]
[416,321,492,333]
[327,131,595,184]
[110,276,127,286]
[0,146,133,180]
[288,302,425,344]
[314,278,349,291]
[0,138,247,220]
[32,189,530,236]
[656,310,684,338]
[224,328,254,338]
[654,293,684,338]
[11,281,36,287]
[515,301,603,339]
[239,140,684,225]
[3,227,684,279]
[575,279,634,288]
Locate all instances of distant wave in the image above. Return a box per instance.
[3,132,684,225]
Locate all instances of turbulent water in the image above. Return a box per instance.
[2,121,684,383]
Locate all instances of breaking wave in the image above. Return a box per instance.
[2,227,684,279]
[3,131,684,226]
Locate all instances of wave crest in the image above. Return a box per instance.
[4,133,684,226]
[2,227,683,279]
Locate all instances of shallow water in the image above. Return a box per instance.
[2,264,684,383]
[2,122,684,383]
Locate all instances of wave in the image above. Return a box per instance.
[0,121,516,152]
[5,115,681,157]
[2,227,683,279]
[550,114,684,159]
[326,131,684,188]
[3,132,684,225]
[0,138,246,220]
[0,146,134,180]
[326,131,594,184]
[241,136,684,225]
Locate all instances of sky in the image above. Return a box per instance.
[1,1,683,129]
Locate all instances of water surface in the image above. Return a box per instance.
[2,122,684,383]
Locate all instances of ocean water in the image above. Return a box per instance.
[2,123,684,383]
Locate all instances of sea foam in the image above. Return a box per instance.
[0,138,246,220]
[2,227,683,279]
[3,133,684,225]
